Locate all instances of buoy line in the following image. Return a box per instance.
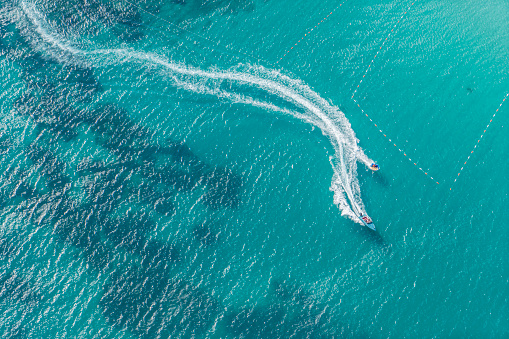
[348,1,438,184]
[352,98,440,185]
[276,0,349,64]
[351,1,417,100]
[450,92,508,190]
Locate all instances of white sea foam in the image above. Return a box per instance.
[20,1,375,225]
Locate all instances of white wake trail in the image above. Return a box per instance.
[20,1,376,225]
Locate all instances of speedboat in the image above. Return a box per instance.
[369,163,380,171]
[359,214,376,231]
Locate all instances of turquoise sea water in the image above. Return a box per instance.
[0,0,508,337]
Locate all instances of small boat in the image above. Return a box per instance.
[369,163,380,171]
[359,214,376,231]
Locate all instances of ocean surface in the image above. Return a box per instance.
[0,0,508,337]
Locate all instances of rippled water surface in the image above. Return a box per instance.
[0,0,507,337]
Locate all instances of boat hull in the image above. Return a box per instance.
[358,216,376,231]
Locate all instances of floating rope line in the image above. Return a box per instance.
[353,98,440,185]
[351,1,417,100]
[120,0,274,66]
[347,1,438,184]
[276,0,348,64]
[451,93,509,190]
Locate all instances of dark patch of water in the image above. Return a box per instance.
[225,304,287,338]
[52,204,102,250]
[9,181,37,200]
[101,210,179,269]
[193,221,220,247]
[203,166,242,209]
[76,158,107,174]
[83,166,132,207]
[14,92,81,142]
[16,61,242,210]
[15,50,101,94]
[130,182,175,214]
[25,144,71,192]
[0,133,12,155]
[0,271,40,305]
[153,196,175,215]
[103,211,155,249]
[0,18,102,96]
[0,237,18,258]
[1,167,40,210]
[100,266,219,338]
[109,9,145,42]
[6,327,27,339]
[16,51,56,78]
[32,0,144,43]
[88,104,149,153]
[226,280,341,338]
[272,280,337,338]
[137,239,179,271]
[21,149,173,272]
[5,324,28,339]
[60,64,103,92]
[85,244,113,272]
[272,279,312,305]
[166,141,210,174]
[149,165,201,192]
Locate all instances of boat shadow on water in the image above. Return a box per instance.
[358,165,390,187]
[354,225,392,254]
[370,170,391,187]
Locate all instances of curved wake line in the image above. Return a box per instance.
[20,1,376,225]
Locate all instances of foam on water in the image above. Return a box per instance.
[20,1,376,225]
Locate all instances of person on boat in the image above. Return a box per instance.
[360,214,372,224]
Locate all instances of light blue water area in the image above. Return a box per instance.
[0,0,508,337]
